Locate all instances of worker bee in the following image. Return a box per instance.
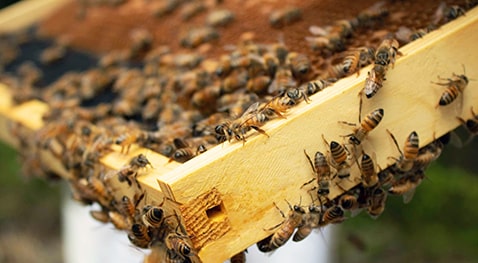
[413,135,446,170]
[180,26,219,48]
[129,28,153,56]
[151,0,180,17]
[86,175,111,205]
[206,9,235,27]
[268,66,296,95]
[388,170,425,204]
[246,75,271,94]
[115,132,140,154]
[302,150,331,200]
[258,201,305,252]
[356,1,389,27]
[165,231,196,259]
[142,206,164,228]
[191,85,221,110]
[292,204,322,242]
[320,205,345,226]
[305,79,331,95]
[221,70,249,93]
[374,38,401,68]
[130,153,153,169]
[367,187,387,219]
[128,223,152,249]
[329,47,375,78]
[262,52,279,77]
[180,1,205,21]
[168,138,207,163]
[286,52,311,80]
[340,108,384,146]
[360,152,379,188]
[387,130,419,173]
[40,43,66,65]
[306,34,346,54]
[90,209,110,223]
[363,63,387,99]
[443,5,466,22]
[433,66,469,107]
[109,210,131,230]
[120,193,145,221]
[230,250,247,263]
[216,102,269,143]
[325,139,351,180]
[338,194,359,211]
[457,107,478,143]
[269,6,302,28]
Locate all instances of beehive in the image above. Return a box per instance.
[1,1,478,262]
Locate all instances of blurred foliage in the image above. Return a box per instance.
[0,141,62,263]
[336,161,478,263]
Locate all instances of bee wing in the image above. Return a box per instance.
[402,188,416,204]
[395,26,413,44]
[350,207,364,217]
[448,130,464,148]
[309,25,328,36]
[241,101,261,116]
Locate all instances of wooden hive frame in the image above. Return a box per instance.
[1,1,478,262]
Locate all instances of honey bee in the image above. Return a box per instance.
[230,250,247,263]
[120,193,145,221]
[305,79,331,95]
[329,47,375,78]
[387,130,419,173]
[433,66,469,107]
[142,206,164,228]
[206,9,235,27]
[363,63,387,98]
[221,70,249,93]
[292,204,322,242]
[246,75,271,94]
[457,107,478,144]
[169,138,207,163]
[324,138,351,180]
[130,153,153,169]
[164,249,192,263]
[109,210,131,230]
[388,170,425,204]
[269,6,302,28]
[268,66,296,95]
[374,38,401,68]
[286,52,311,80]
[87,175,111,205]
[40,44,66,65]
[129,28,153,56]
[320,205,345,226]
[180,26,219,48]
[191,85,221,109]
[367,187,387,219]
[216,102,269,143]
[165,231,195,259]
[340,108,384,145]
[90,209,110,223]
[180,1,205,21]
[413,137,445,170]
[360,152,379,188]
[302,150,331,199]
[306,34,346,54]
[356,1,389,27]
[128,223,152,249]
[215,55,233,77]
[444,5,466,22]
[338,194,359,211]
[151,0,180,17]
[258,201,305,252]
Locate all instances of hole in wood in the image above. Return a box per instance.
[206,202,225,222]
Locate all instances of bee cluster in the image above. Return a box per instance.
[0,0,477,262]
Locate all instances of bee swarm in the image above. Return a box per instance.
[1,0,478,262]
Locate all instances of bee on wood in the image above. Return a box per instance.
[433,66,470,107]
[168,138,207,163]
[363,63,387,99]
[128,223,152,249]
[269,6,302,28]
[215,102,269,143]
[268,66,296,95]
[323,138,351,180]
[258,201,306,252]
[120,193,145,222]
[329,47,375,78]
[340,108,384,146]
[374,38,401,68]
[320,205,345,226]
[130,153,153,169]
[306,34,346,54]
[387,130,419,173]
[180,26,219,48]
[165,231,195,259]
[292,204,323,242]
[367,187,387,219]
[115,133,140,154]
[305,79,331,95]
[142,206,165,229]
[413,135,447,170]
[388,170,425,204]
[302,150,331,200]
[206,9,235,27]
[360,152,379,188]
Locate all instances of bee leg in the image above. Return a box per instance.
[301,178,316,189]
[251,126,269,137]
[338,121,357,127]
